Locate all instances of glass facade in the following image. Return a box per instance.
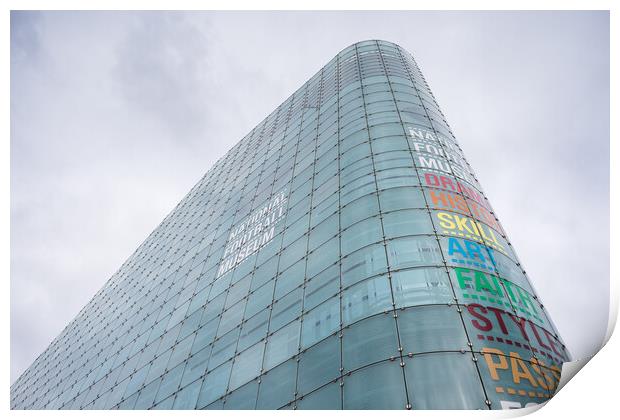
[10,40,569,410]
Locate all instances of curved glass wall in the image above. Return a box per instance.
[10,40,569,410]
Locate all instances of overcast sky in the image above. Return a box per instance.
[10,11,609,383]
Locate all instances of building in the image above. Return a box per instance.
[10,39,569,410]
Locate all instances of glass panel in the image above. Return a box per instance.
[172,379,202,409]
[308,213,338,249]
[118,392,138,409]
[252,257,278,290]
[201,293,225,325]
[275,259,305,299]
[270,288,303,332]
[303,265,339,311]
[225,275,251,309]
[386,236,443,270]
[369,122,403,138]
[341,275,392,326]
[144,348,171,385]
[296,382,341,410]
[223,380,258,410]
[405,352,487,409]
[301,297,340,349]
[311,191,338,226]
[104,377,129,409]
[203,399,224,409]
[378,186,425,211]
[286,200,310,231]
[179,309,203,340]
[341,142,371,167]
[398,305,468,354]
[341,193,380,229]
[209,272,233,300]
[279,235,307,270]
[167,334,194,370]
[341,216,383,256]
[196,360,232,408]
[151,393,174,409]
[133,378,160,409]
[282,213,309,249]
[159,323,182,354]
[391,267,454,307]
[340,156,371,185]
[342,312,399,372]
[256,360,297,409]
[383,209,434,239]
[229,341,265,391]
[341,243,387,288]
[340,173,376,206]
[123,364,150,400]
[493,253,533,293]
[371,135,408,153]
[231,254,256,284]
[306,236,339,278]
[297,335,340,395]
[264,320,300,370]
[180,346,210,388]
[209,328,239,369]
[237,309,269,352]
[245,279,275,319]
[343,360,407,409]
[376,168,419,190]
[154,363,184,404]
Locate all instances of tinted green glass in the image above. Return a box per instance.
[297,335,340,395]
[343,361,407,409]
[256,360,297,409]
[342,312,399,372]
[405,352,487,409]
[11,40,567,412]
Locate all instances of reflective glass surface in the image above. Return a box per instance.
[11,40,567,411]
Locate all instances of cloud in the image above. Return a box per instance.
[113,12,213,139]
